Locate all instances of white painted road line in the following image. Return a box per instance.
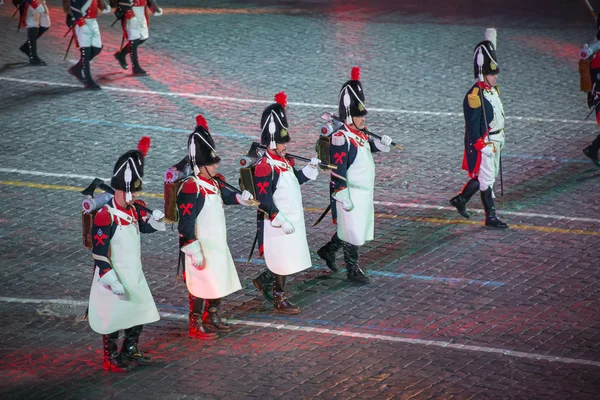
[0,77,594,125]
[1,296,598,367]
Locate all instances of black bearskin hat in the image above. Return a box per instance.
[260,92,290,149]
[473,28,499,81]
[111,136,151,201]
[338,66,367,125]
[188,115,220,171]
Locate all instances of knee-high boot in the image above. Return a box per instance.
[480,188,508,229]
[317,233,343,272]
[272,274,301,314]
[203,298,232,332]
[252,269,274,303]
[121,325,152,366]
[449,178,480,219]
[129,39,147,76]
[20,27,46,65]
[344,242,371,284]
[189,294,219,340]
[80,47,101,90]
[102,332,131,373]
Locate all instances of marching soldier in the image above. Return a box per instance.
[316,67,394,284]
[580,14,600,167]
[449,28,508,229]
[67,0,111,90]
[17,0,50,65]
[177,115,255,339]
[251,92,320,314]
[113,0,162,76]
[88,136,166,372]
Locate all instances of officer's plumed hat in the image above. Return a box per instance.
[473,28,499,81]
[188,115,220,173]
[338,66,367,125]
[111,136,151,202]
[260,92,290,149]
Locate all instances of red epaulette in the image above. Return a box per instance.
[181,178,199,194]
[93,207,112,227]
[254,160,272,178]
[134,200,148,217]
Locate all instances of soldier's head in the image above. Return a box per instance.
[338,67,368,128]
[188,115,220,177]
[260,92,290,152]
[111,136,151,206]
[473,28,499,83]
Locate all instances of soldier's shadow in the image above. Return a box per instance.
[0,62,30,74]
[0,87,84,114]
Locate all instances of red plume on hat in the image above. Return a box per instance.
[274,91,287,108]
[351,66,360,81]
[137,136,151,157]
[195,114,209,131]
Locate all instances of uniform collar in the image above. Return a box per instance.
[476,81,492,90]
[266,149,287,162]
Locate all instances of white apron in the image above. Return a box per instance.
[263,156,312,276]
[336,129,375,246]
[88,205,160,334]
[184,177,242,299]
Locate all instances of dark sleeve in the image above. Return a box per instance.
[147,0,161,13]
[330,133,350,193]
[91,207,116,277]
[287,156,311,185]
[253,161,279,220]
[118,0,133,14]
[464,87,488,151]
[70,0,89,20]
[177,179,205,244]
[214,175,240,206]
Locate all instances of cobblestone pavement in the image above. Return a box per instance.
[1,1,599,399]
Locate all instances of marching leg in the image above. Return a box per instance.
[121,325,153,366]
[188,294,218,340]
[114,42,130,70]
[24,27,47,66]
[129,39,147,76]
[203,298,232,333]
[583,134,600,167]
[317,233,343,272]
[103,332,131,373]
[449,178,480,219]
[80,47,101,90]
[480,188,508,229]
[272,274,301,315]
[252,269,274,303]
[344,242,371,284]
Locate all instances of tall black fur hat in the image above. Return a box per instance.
[260,92,290,149]
[473,28,499,81]
[188,115,220,171]
[338,66,367,125]
[111,136,151,201]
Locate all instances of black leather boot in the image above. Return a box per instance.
[68,60,84,83]
[22,28,46,66]
[252,269,274,303]
[583,135,600,167]
[80,47,101,90]
[203,298,232,333]
[130,39,147,76]
[449,178,479,219]
[121,325,152,366]
[480,188,509,229]
[272,274,301,314]
[103,333,132,373]
[344,243,371,284]
[114,42,130,70]
[189,294,218,340]
[317,233,343,272]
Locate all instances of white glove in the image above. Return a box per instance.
[102,6,111,14]
[373,135,392,152]
[98,269,125,295]
[182,240,204,269]
[333,188,353,211]
[36,5,45,14]
[149,209,166,231]
[271,213,295,234]
[236,190,255,206]
[379,135,392,146]
[154,8,163,16]
[481,145,494,158]
[301,157,320,180]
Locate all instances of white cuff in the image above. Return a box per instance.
[98,269,119,286]
[270,212,288,227]
[301,164,319,180]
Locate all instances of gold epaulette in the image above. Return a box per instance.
[467,87,481,108]
[495,85,500,95]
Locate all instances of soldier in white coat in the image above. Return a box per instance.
[177,115,255,339]
[89,136,166,372]
[316,67,394,284]
[251,92,320,314]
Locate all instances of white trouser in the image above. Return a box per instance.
[126,6,149,41]
[26,4,51,28]
[478,131,505,192]
[75,19,102,48]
